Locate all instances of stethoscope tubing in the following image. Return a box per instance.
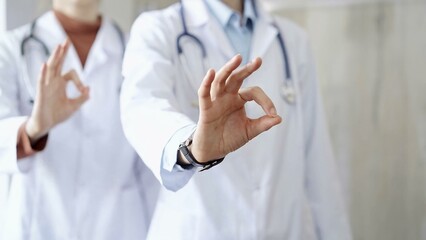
[20,18,126,104]
[176,0,296,104]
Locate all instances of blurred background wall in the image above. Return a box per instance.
[1,0,425,239]
[274,2,426,240]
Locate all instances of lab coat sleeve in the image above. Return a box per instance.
[299,37,352,239]
[121,12,197,191]
[0,34,34,174]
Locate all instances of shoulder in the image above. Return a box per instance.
[0,23,31,66]
[0,23,30,49]
[102,16,125,35]
[131,3,181,35]
[128,3,182,54]
[269,16,313,66]
[273,16,310,49]
[100,16,127,47]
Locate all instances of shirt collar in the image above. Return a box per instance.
[204,0,257,29]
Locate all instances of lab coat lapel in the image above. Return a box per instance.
[36,12,120,79]
[37,11,84,78]
[36,12,67,51]
[205,19,235,60]
[250,17,278,60]
[82,18,112,75]
[184,0,235,60]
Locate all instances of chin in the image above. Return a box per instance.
[69,0,100,6]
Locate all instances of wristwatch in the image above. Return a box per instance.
[178,133,224,172]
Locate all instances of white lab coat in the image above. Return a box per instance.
[121,1,351,240]
[0,12,159,240]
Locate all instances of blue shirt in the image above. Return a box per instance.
[204,0,256,64]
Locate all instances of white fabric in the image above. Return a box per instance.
[121,1,351,239]
[0,11,159,240]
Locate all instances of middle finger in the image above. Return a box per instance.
[211,54,242,97]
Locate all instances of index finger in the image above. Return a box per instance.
[211,55,242,94]
[225,57,262,93]
[56,39,71,75]
[63,70,85,91]
[46,45,61,77]
[238,86,277,115]
[198,69,215,110]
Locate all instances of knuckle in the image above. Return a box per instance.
[222,68,233,77]
[244,63,252,72]
[225,68,233,75]
[72,71,80,80]
[248,86,261,94]
[253,86,262,92]
[69,70,79,81]
[197,88,203,96]
[46,62,54,70]
[228,72,237,80]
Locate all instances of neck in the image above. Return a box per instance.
[53,1,99,23]
[222,0,244,15]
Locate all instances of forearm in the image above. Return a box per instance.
[120,87,198,188]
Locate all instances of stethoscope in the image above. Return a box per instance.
[176,0,296,105]
[20,18,126,104]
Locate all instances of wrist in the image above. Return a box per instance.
[177,147,191,165]
[25,117,49,143]
[190,130,218,163]
[178,132,224,172]
[187,144,210,164]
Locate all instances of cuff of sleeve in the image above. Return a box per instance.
[0,117,29,174]
[17,122,48,159]
[160,124,197,191]
[162,124,197,172]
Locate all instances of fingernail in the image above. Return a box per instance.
[269,108,277,115]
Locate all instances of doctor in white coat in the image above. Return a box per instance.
[122,0,351,239]
[0,0,158,239]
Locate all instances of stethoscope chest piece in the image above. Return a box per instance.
[281,82,296,104]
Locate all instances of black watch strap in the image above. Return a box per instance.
[178,135,224,172]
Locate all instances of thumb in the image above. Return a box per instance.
[247,115,282,140]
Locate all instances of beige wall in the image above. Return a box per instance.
[28,0,426,239]
[276,2,426,239]
[33,0,176,31]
